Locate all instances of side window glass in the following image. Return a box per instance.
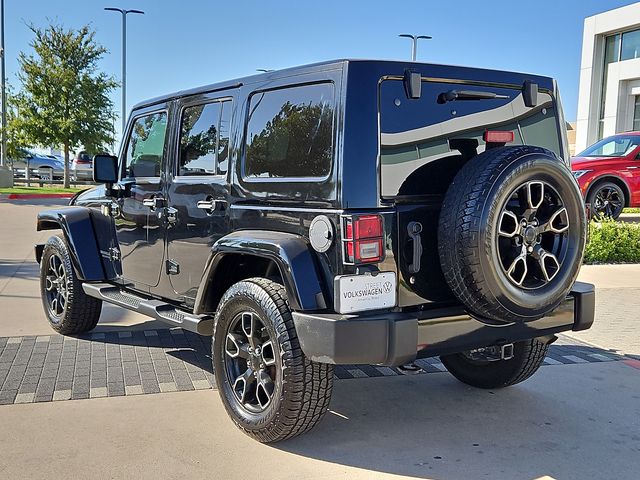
[179,100,232,176]
[245,83,334,179]
[124,112,167,178]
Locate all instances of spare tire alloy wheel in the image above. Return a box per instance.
[497,180,569,288]
[438,146,586,324]
[224,311,277,412]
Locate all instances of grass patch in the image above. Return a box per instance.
[0,186,83,195]
[623,207,640,214]
[584,219,640,264]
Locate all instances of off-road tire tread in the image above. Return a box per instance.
[438,145,579,323]
[441,338,549,389]
[213,277,333,443]
[40,235,102,335]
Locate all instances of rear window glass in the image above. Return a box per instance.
[379,80,560,197]
[244,83,334,180]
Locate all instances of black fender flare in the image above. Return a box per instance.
[194,230,327,313]
[37,207,106,281]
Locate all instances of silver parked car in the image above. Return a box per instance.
[11,150,65,179]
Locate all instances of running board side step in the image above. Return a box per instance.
[82,282,214,336]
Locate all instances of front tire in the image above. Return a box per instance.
[440,338,549,389]
[39,235,102,334]
[587,181,625,220]
[212,278,333,443]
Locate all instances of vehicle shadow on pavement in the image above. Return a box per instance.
[0,259,39,280]
[271,361,640,480]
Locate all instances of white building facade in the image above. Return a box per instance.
[576,3,640,153]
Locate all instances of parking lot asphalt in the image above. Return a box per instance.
[1,198,640,480]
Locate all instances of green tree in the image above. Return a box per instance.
[1,87,31,163]
[16,23,117,187]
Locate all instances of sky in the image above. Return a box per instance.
[4,0,639,140]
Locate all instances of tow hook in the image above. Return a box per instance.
[500,343,514,360]
[466,343,514,362]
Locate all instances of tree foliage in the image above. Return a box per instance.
[16,23,117,186]
[1,87,30,162]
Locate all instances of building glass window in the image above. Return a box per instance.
[605,33,621,64]
[621,29,640,61]
[633,96,640,132]
[599,34,622,140]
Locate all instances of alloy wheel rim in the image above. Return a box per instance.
[224,311,277,413]
[593,186,623,218]
[45,253,68,318]
[496,180,570,289]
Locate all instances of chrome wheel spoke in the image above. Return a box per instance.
[225,333,250,359]
[526,181,544,210]
[232,368,255,404]
[255,370,274,409]
[261,340,276,366]
[506,248,528,286]
[45,275,56,292]
[534,246,560,282]
[498,210,520,237]
[540,207,569,234]
[241,312,258,349]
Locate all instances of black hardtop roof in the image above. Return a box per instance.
[131,59,555,111]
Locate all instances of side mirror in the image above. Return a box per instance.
[93,154,118,187]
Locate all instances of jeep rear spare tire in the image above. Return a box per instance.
[438,146,586,323]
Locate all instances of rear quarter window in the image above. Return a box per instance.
[244,82,335,181]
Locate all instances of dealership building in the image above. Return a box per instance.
[576,2,640,153]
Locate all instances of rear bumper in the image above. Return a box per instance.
[292,281,595,366]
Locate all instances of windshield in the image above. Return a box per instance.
[577,135,640,157]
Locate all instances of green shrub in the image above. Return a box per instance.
[584,219,640,264]
[623,208,640,214]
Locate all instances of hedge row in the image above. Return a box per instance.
[583,219,640,264]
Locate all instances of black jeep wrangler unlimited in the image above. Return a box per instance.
[36,60,595,443]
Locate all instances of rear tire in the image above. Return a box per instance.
[440,338,549,389]
[39,235,102,334]
[212,277,333,443]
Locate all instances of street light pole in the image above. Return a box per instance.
[104,7,144,137]
[1,0,6,167]
[398,34,432,61]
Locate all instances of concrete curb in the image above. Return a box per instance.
[0,193,75,200]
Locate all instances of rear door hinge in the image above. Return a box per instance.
[166,259,180,275]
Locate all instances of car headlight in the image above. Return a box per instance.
[572,170,592,179]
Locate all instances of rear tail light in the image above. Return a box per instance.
[484,130,514,143]
[342,214,385,264]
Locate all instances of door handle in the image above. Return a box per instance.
[197,197,225,214]
[407,221,423,274]
[143,195,166,210]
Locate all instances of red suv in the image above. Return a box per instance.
[571,133,640,219]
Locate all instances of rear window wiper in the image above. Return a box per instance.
[437,89,509,104]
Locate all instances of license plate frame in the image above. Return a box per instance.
[334,272,397,314]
